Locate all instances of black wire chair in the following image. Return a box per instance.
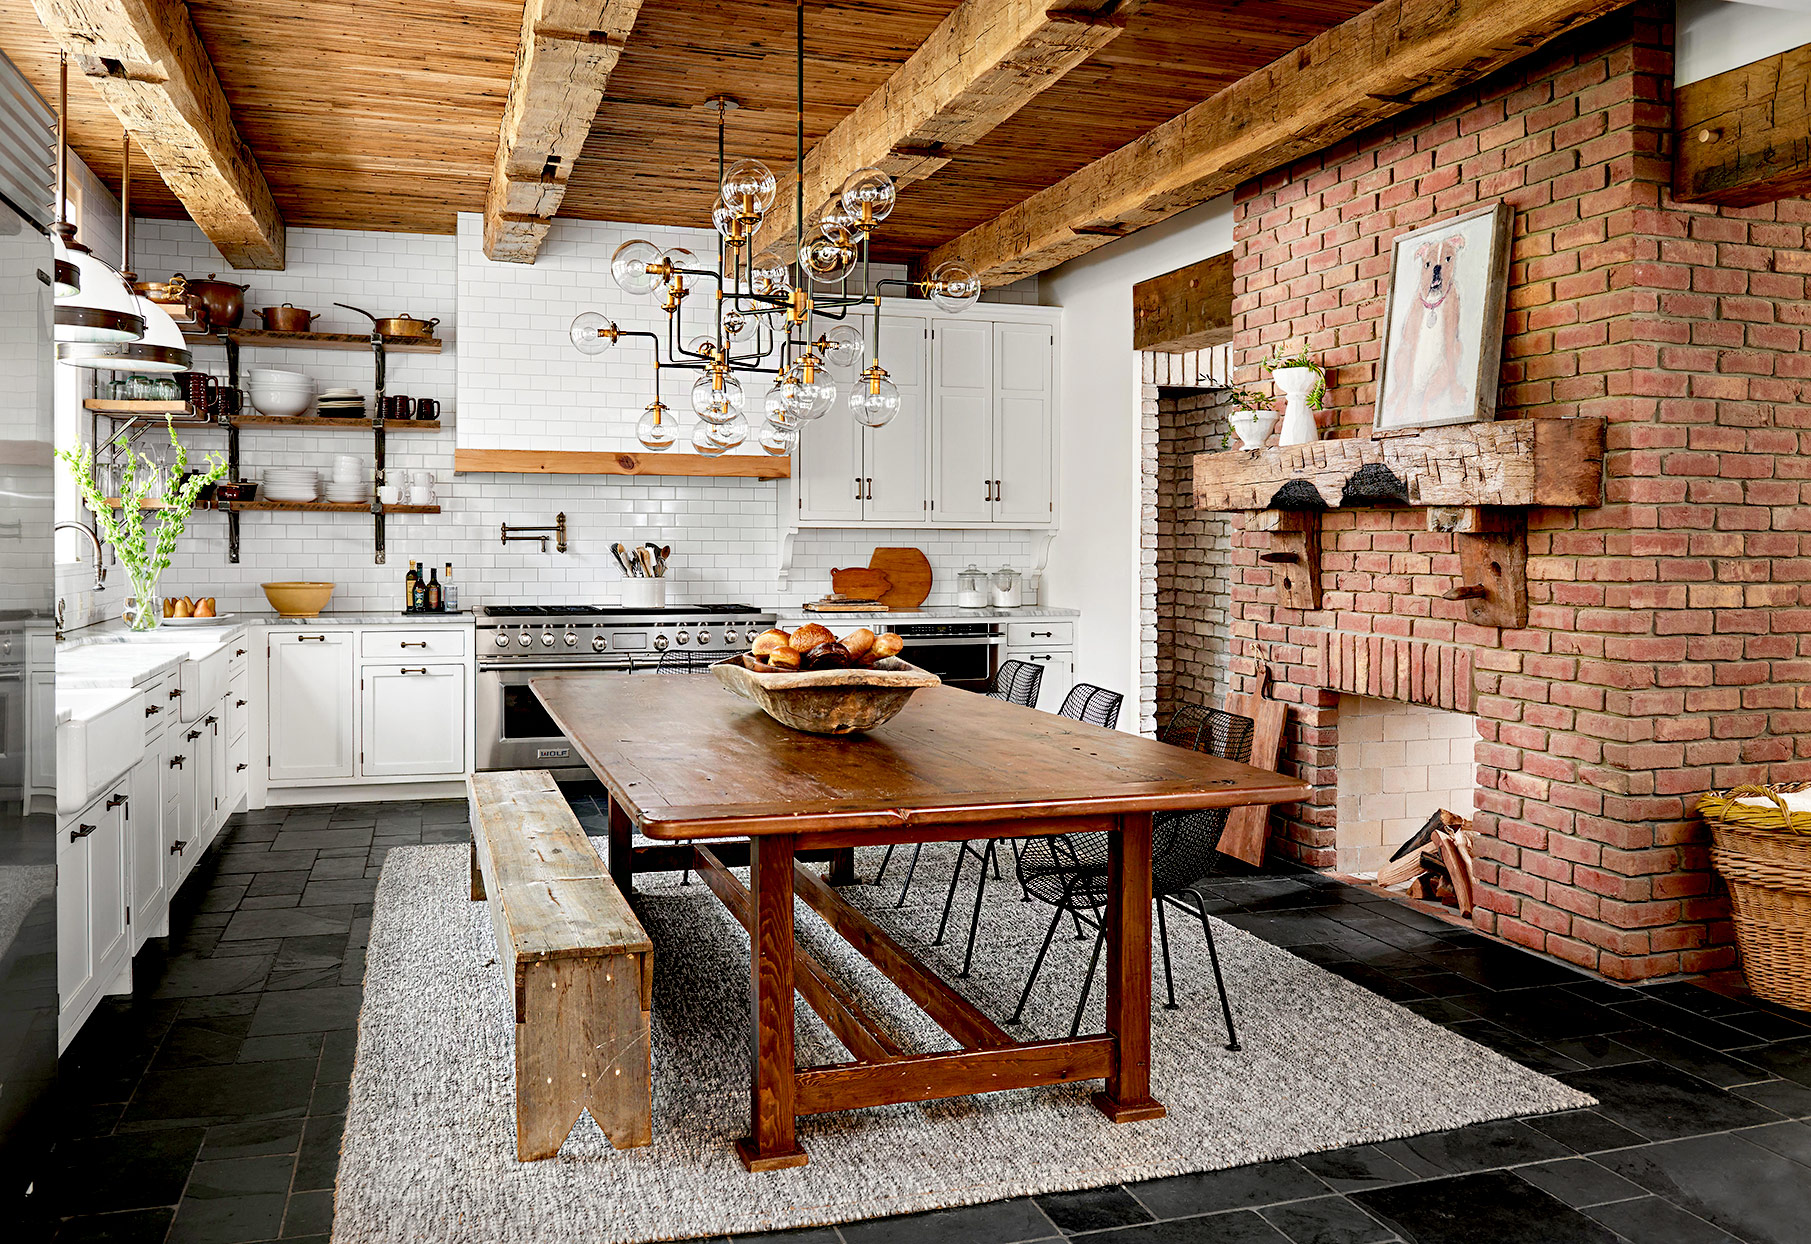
[1008,704,1255,1047]
[876,658,1049,905]
[927,684,1126,976]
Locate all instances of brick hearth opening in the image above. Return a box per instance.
[1335,695,1480,874]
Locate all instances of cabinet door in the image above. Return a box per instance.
[929,318,994,524]
[226,730,249,819]
[863,313,929,524]
[360,663,466,777]
[268,634,356,782]
[992,322,1056,526]
[90,793,129,984]
[129,745,169,952]
[795,387,864,523]
[204,713,226,847]
[28,670,55,793]
[1009,650,1074,713]
[56,814,94,1013]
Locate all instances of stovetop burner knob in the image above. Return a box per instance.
[564,631,578,647]
[517,631,532,647]
[653,634,669,651]
[494,633,510,649]
[540,631,555,647]
[696,629,712,646]
[674,630,690,645]
[591,635,607,653]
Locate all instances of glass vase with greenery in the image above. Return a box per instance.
[56,419,228,631]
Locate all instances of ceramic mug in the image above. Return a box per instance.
[414,398,440,420]
[377,483,401,505]
[408,484,433,506]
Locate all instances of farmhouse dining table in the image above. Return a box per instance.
[531,673,1310,1171]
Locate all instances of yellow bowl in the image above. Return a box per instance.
[262,581,335,618]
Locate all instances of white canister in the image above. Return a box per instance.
[955,564,989,609]
[621,578,666,609]
[990,565,1023,609]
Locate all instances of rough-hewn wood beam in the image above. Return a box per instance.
[1133,253,1233,352]
[753,0,1141,257]
[926,0,1631,287]
[32,0,284,269]
[1674,43,1811,207]
[484,0,643,263]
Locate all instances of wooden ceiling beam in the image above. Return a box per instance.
[1674,42,1811,206]
[924,0,1631,288]
[32,0,285,269]
[753,0,1143,258]
[484,0,644,263]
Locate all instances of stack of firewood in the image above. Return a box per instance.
[1376,809,1477,916]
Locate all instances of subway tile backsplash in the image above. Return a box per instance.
[66,217,1044,621]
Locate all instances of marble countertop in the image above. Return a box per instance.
[261,612,474,627]
[774,606,1079,621]
[57,643,191,689]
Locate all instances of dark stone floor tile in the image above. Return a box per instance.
[732,1231,835,1244]
[1595,1132,1811,1244]
[1560,1061,1782,1141]
[146,956,274,1001]
[207,939,282,960]
[1321,962,1434,1003]
[238,1032,324,1063]
[1512,1157,1645,1209]
[264,968,342,992]
[187,1154,296,1195]
[1401,997,1475,1026]
[1737,1120,1811,1167]
[1731,1078,1811,1119]
[220,907,354,943]
[1606,1026,1772,1090]
[198,1118,304,1161]
[53,1208,176,1243]
[1422,944,1588,993]
[296,879,377,907]
[1035,1185,1153,1234]
[1611,999,1761,1053]
[1445,988,1635,1044]
[167,1191,287,1244]
[1372,1120,1571,1179]
[1258,1195,1392,1244]
[1720,1009,1811,1044]
[281,1189,334,1237]
[309,1078,348,1116]
[1540,1033,1649,1071]
[420,825,471,845]
[236,895,302,912]
[838,1196,1056,1244]
[292,1114,343,1191]
[1743,1038,1811,1088]
[269,828,374,854]
[1355,1170,1621,1243]
[1582,1195,1741,1244]
[247,986,363,1036]
[306,856,369,882]
[148,1014,256,1070]
[121,1058,318,1126]
[1445,1020,1584,1076]
[213,850,318,876]
[51,1127,204,1213]
[1295,1146,1419,1193]
[244,871,311,899]
[1129,1159,1329,1219]
[179,995,260,1021]
[1084,1213,1289,1244]
[272,937,345,973]
[316,1030,357,1082]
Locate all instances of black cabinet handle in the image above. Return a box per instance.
[170,755,185,769]
[1031,630,1052,638]
[236,763,248,772]
[235,699,246,708]
[204,715,218,727]
[105,793,128,811]
[70,823,97,842]
[168,688,182,699]
[145,703,161,717]
[186,729,202,741]
[170,839,187,855]
[235,648,246,656]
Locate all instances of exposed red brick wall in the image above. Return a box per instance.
[1210,2,1807,981]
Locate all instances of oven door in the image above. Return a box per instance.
[476,664,598,775]
[890,630,1003,693]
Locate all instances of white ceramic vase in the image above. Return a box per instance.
[1273,366,1321,447]
[1228,407,1279,450]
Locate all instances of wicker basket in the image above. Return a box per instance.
[1700,783,1811,1012]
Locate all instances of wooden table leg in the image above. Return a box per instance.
[827,846,857,885]
[736,833,809,1171]
[1094,811,1166,1122]
[606,795,635,895]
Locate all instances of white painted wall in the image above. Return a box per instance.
[1041,197,1235,722]
[1676,0,1811,83]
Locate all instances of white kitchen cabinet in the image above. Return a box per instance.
[28,667,55,796]
[992,323,1057,525]
[1009,650,1074,714]
[58,781,131,1051]
[360,663,466,777]
[268,632,356,783]
[129,735,170,952]
[797,314,930,525]
[796,391,864,523]
[929,317,994,525]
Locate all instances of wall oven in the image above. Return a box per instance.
[886,622,1003,693]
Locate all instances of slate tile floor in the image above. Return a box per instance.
[42,798,1811,1244]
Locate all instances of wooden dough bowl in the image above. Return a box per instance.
[712,655,942,734]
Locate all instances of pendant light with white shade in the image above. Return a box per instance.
[58,131,192,373]
[49,52,144,349]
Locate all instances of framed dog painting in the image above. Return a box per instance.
[1373,202,1514,434]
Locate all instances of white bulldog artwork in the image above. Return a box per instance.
[1374,202,1514,434]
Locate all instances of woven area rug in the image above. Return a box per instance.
[334,843,1593,1243]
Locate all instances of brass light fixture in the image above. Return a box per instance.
[50,52,145,348]
[568,0,980,454]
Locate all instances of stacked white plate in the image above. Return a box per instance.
[261,467,319,503]
[317,387,366,419]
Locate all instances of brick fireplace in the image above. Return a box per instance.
[1173,3,1809,984]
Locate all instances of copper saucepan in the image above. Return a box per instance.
[334,303,440,339]
[182,273,251,328]
[258,303,319,332]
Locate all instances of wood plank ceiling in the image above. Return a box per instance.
[0,0,1376,262]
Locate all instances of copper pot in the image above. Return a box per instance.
[258,303,318,332]
[181,273,250,328]
[373,313,439,339]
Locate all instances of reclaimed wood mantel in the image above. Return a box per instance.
[1192,418,1604,512]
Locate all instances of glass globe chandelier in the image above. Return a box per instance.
[568,0,981,452]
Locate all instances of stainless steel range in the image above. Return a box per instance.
[475,603,776,776]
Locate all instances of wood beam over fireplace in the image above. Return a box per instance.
[1673,42,1811,207]
[32,0,285,268]
[1192,419,1606,513]
[754,0,1142,256]
[1133,253,1233,353]
[483,0,645,263]
[922,0,1629,288]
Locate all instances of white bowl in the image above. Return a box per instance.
[249,389,311,417]
[250,367,309,384]
[1229,408,1279,450]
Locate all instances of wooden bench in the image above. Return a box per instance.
[468,770,653,1160]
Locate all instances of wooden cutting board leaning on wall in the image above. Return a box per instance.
[868,548,932,610]
[1219,666,1288,866]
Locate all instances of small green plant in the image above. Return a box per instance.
[1225,386,1275,412]
[57,419,227,630]
[1264,338,1328,410]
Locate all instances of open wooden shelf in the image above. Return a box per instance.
[183,327,442,354]
[231,500,439,514]
[231,416,441,431]
[84,399,211,420]
[454,447,790,479]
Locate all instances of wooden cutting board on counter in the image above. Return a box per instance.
[1218,666,1288,866]
[830,567,893,601]
[868,548,932,610]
